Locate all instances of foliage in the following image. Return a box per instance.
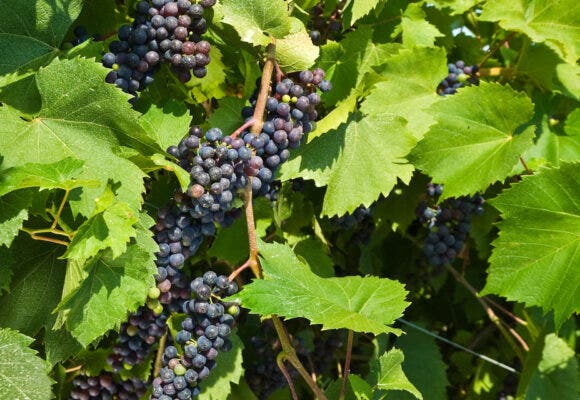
[0,0,578,399]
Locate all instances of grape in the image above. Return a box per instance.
[69,372,147,400]
[437,60,479,95]
[416,183,485,266]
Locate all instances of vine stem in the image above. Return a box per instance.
[276,352,299,400]
[51,189,71,230]
[339,330,354,400]
[272,316,329,400]
[240,40,327,400]
[446,265,528,358]
[519,156,532,175]
[64,365,82,374]
[153,333,168,377]
[478,31,516,67]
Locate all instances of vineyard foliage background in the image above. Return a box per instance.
[0,0,578,399]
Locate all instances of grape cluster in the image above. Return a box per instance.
[437,60,479,96]
[308,2,343,45]
[107,307,168,372]
[241,68,332,197]
[69,372,147,400]
[102,0,215,100]
[151,271,239,400]
[63,26,99,49]
[416,183,484,266]
[330,205,375,245]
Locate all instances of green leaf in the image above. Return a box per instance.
[150,153,191,192]
[233,241,409,335]
[370,349,423,399]
[361,47,448,139]
[555,63,580,99]
[0,235,66,336]
[282,113,416,217]
[347,0,381,25]
[483,163,580,327]
[0,158,98,197]
[430,0,480,15]
[56,244,156,346]
[0,190,31,247]
[187,46,228,102]
[220,0,291,46]
[349,374,374,400]
[0,247,13,294]
[409,82,535,199]
[307,88,359,141]
[525,334,578,400]
[318,27,401,107]
[63,187,139,263]
[138,100,190,151]
[387,328,448,400]
[207,97,246,136]
[0,0,83,81]
[276,18,319,72]
[44,324,82,366]
[0,57,153,217]
[198,334,245,400]
[293,238,335,278]
[0,328,54,400]
[480,0,580,63]
[400,4,444,47]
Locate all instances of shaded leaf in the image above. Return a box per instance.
[199,334,245,400]
[276,18,319,72]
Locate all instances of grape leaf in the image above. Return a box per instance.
[400,3,444,47]
[0,328,54,400]
[308,88,359,141]
[555,63,580,99]
[44,324,82,366]
[387,328,448,400]
[480,0,580,63]
[483,163,580,327]
[408,82,535,199]
[430,0,480,15]
[56,244,156,346]
[188,46,228,102]
[369,349,423,399]
[233,241,409,335]
[220,0,291,46]
[0,0,83,81]
[63,185,139,263]
[276,18,319,72]
[0,190,31,247]
[318,27,401,107]
[0,57,155,217]
[150,153,191,192]
[0,158,98,197]
[349,375,374,400]
[198,334,245,400]
[0,246,13,294]
[281,113,416,217]
[293,238,335,278]
[525,334,578,400]
[346,0,381,25]
[0,235,66,336]
[207,97,246,136]
[361,46,448,139]
[138,100,191,151]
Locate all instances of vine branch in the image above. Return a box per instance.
[478,31,516,67]
[153,333,168,377]
[339,330,354,400]
[276,352,299,400]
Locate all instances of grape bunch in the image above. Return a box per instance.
[240,68,332,197]
[330,205,375,245]
[102,0,216,100]
[107,306,168,372]
[69,372,147,400]
[308,2,343,45]
[151,271,239,400]
[437,60,479,96]
[416,183,484,266]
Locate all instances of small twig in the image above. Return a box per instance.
[228,259,251,281]
[274,61,284,83]
[339,330,354,400]
[231,117,256,138]
[243,181,262,278]
[519,156,532,175]
[51,189,70,230]
[478,32,516,67]
[485,297,528,326]
[271,316,328,400]
[501,319,530,352]
[276,352,299,400]
[153,333,168,377]
[64,365,82,374]
[446,265,527,360]
[26,234,69,246]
